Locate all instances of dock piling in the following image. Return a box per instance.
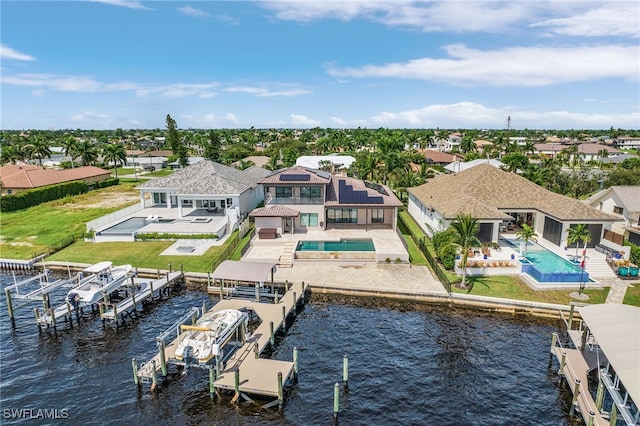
[569,378,581,417]
[293,291,297,315]
[5,288,15,328]
[202,300,206,317]
[132,358,139,386]
[343,354,349,390]
[558,351,566,375]
[274,291,279,304]
[254,342,259,359]
[278,372,283,410]
[151,360,158,392]
[270,321,275,348]
[548,333,558,367]
[34,308,41,329]
[232,368,240,403]
[282,306,286,332]
[595,376,604,410]
[219,280,224,301]
[293,347,298,382]
[209,367,215,396]
[587,411,595,426]
[158,339,167,376]
[333,382,340,420]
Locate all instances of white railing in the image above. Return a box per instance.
[86,203,144,232]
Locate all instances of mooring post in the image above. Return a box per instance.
[51,308,57,330]
[219,280,224,301]
[131,284,137,311]
[568,304,575,329]
[113,304,118,325]
[282,305,287,332]
[278,372,284,410]
[333,382,340,420]
[156,269,160,280]
[98,303,104,319]
[151,360,158,392]
[150,280,154,301]
[254,342,259,359]
[202,300,207,317]
[207,272,211,287]
[580,327,589,352]
[66,301,73,324]
[301,281,305,302]
[168,263,172,273]
[587,411,595,426]
[191,310,197,325]
[343,354,349,390]
[274,291,279,304]
[292,291,297,315]
[158,339,167,377]
[293,347,298,382]
[558,351,567,375]
[215,356,221,378]
[548,333,558,367]
[270,321,275,348]
[5,288,15,328]
[34,308,41,330]
[209,367,215,396]
[180,263,183,277]
[569,378,581,417]
[595,376,605,410]
[233,368,240,403]
[609,403,618,425]
[132,358,139,386]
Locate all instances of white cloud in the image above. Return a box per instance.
[330,116,347,126]
[177,6,210,18]
[91,0,154,11]
[1,44,36,61]
[328,44,639,86]
[532,2,640,38]
[225,86,311,97]
[367,101,640,129]
[179,112,240,127]
[135,83,219,98]
[71,111,111,122]
[289,114,321,127]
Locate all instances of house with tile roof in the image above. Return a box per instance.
[585,186,640,245]
[407,163,623,248]
[0,164,111,195]
[136,160,271,219]
[249,165,402,234]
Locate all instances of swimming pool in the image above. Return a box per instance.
[296,239,375,252]
[98,217,173,235]
[504,238,589,283]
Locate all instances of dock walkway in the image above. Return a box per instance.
[137,281,306,402]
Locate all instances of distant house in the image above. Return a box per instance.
[585,186,640,245]
[0,164,111,195]
[614,136,640,150]
[250,166,402,234]
[295,155,356,172]
[135,160,271,218]
[443,158,506,173]
[407,163,622,247]
[418,149,463,166]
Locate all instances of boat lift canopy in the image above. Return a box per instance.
[578,304,640,407]
[212,260,276,283]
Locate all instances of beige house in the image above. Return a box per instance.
[0,164,111,195]
[407,163,622,248]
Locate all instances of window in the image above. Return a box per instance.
[300,186,321,199]
[275,187,292,198]
[153,192,166,204]
[300,213,318,227]
[327,208,357,223]
[371,209,384,223]
[613,206,624,215]
[226,198,233,207]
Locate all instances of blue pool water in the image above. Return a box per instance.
[98,217,172,235]
[296,239,375,252]
[504,239,588,283]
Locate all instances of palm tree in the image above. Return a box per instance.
[567,224,591,262]
[0,144,26,165]
[515,224,537,257]
[24,136,52,166]
[61,136,79,168]
[439,214,481,289]
[75,140,99,166]
[102,143,127,177]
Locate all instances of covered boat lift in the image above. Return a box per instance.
[209,260,278,302]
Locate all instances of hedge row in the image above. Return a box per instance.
[94,178,119,189]
[1,180,89,212]
[135,232,217,240]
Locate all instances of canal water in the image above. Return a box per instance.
[0,274,573,425]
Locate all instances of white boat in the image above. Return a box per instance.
[175,309,246,364]
[67,262,132,308]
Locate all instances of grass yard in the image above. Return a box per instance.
[450,275,610,305]
[623,283,640,306]
[48,240,223,273]
[144,169,174,177]
[0,183,140,259]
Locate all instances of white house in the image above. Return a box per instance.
[586,186,640,245]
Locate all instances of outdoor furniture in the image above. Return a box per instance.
[618,266,629,277]
[206,207,218,214]
[258,228,277,239]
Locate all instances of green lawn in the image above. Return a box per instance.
[145,169,174,177]
[47,240,223,272]
[450,275,610,305]
[1,183,139,259]
[623,283,640,306]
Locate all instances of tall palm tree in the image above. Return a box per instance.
[0,144,26,165]
[440,214,481,289]
[515,224,537,257]
[76,140,99,166]
[567,224,591,261]
[24,136,52,166]
[102,143,127,177]
[61,136,79,168]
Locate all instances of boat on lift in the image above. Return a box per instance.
[67,262,132,308]
[175,309,247,364]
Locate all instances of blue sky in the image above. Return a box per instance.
[1,1,639,130]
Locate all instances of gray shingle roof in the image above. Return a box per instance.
[137,160,268,195]
[408,163,622,221]
[611,186,640,212]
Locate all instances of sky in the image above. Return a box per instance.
[1,0,639,130]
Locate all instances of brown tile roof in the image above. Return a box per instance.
[407,163,622,221]
[259,165,331,185]
[325,176,402,208]
[249,205,299,217]
[419,149,461,164]
[0,165,111,189]
[577,143,622,155]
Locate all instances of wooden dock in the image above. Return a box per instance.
[100,272,182,324]
[136,281,307,405]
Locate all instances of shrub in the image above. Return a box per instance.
[135,232,217,241]
[441,252,455,270]
[0,180,88,212]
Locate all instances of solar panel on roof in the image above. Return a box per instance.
[279,174,311,181]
